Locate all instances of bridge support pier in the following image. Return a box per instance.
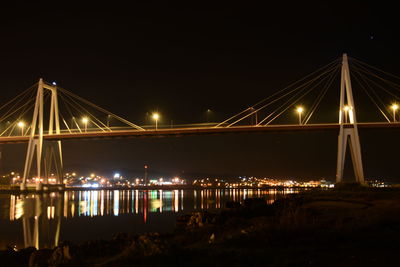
[336,127,364,183]
[336,54,365,184]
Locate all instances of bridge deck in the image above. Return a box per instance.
[0,122,399,144]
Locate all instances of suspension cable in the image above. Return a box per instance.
[58,87,144,130]
[304,66,340,124]
[215,58,340,127]
[350,57,400,82]
[59,91,109,132]
[351,70,391,122]
[258,67,336,125]
[224,64,339,127]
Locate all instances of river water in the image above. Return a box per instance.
[0,188,298,250]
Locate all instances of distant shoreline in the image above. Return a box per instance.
[0,185,311,194]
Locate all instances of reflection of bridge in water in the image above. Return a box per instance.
[9,193,62,249]
[6,188,298,249]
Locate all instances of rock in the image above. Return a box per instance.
[186,211,216,228]
[209,233,215,244]
[243,198,266,209]
[176,214,192,229]
[187,212,204,228]
[112,232,130,241]
[136,233,166,256]
[29,249,53,267]
[242,198,273,217]
[91,233,168,265]
[48,245,73,266]
[18,246,36,257]
[226,201,241,209]
[0,246,36,267]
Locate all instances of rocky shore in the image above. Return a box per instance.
[2,185,400,266]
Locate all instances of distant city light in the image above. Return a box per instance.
[82,183,99,188]
[114,173,120,179]
[52,82,57,85]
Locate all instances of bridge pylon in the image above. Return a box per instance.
[21,78,63,191]
[336,54,365,184]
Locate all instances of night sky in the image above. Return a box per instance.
[1,2,400,182]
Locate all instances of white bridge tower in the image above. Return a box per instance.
[336,54,365,184]
[20,78,63,190]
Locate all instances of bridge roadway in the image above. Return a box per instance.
[0,122,399,144]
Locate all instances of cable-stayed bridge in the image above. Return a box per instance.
[1,54,400,189]
[0,122,400,143]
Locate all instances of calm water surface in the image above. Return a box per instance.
[0,188,298,249]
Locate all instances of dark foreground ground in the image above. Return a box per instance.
[2,184,400,266]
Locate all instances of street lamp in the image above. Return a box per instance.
[152,113,160,130]
[206,109,212,123]
[391,104,398,122]
[249,107,258,125]
[296,106,304,125]
[82,117,89,132]
[106,115,111,127]
[17,121,25,136]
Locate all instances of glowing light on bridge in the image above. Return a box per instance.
[391,103,398,122]
[17,121,25,136]
[81,117,88,123]
[342,105,354,124]
[343,105,351,123]
[81,117,89,132]
[152,113,160,130]
[296,106,304,125]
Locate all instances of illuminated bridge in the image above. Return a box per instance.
[1,122,400,143]
[1,53,400,189]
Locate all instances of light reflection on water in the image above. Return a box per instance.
[0,188,298,249]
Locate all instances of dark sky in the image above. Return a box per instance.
[1,1,400,182]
